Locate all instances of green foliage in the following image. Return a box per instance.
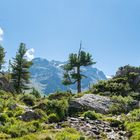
[125,122,140,140]
[55,128,82,140]
[109,119,123,127]
[0,45,6,70]
[63,44,95,93]
[30,88,41,98]
[109,96,135,115]
[82,111,101,120]
[6,111,14,117]
[48,113,60,123]
[126,109,140,122]
[73,92,85,98]
[124,109,140,140]
[34,109,47,121]
[92,65,140,100]
[93,78,131,96]
[0,114,8,124]
[2,121,42,138]
[0,133,11,139]
[45,99,68,120]
[48,91,72,100]
[11,43,32,94]
[20,94,36,106]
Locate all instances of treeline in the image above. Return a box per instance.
[0,42,96,94]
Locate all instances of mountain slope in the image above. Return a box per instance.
[30,58,107,94]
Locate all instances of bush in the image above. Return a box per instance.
[0,133,11,139]
[14,108,24,117]
[127,109,140,121]
[0,114,8,124]
[6,111,14,117]
[34,109,47,121]
[48,91,72,100]
[109,119,123,127]
[109,96,135,115]
[45,99,68,120]
[55,128,82,140]
[48,113,60,123]
[82,111,101,120]
[30,88,41,98]
[125,122,140,140]
[0,99,5,112]
[6,121,42,138]
[20,94,36,106]
[92,65,140,99]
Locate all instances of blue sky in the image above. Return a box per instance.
[0,0,140,75]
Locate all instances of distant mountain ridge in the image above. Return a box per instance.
[30,58,107,94]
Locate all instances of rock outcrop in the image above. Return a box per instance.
[20,111,42,122]
[69,94,113,114]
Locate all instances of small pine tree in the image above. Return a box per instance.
[62,42,96,93]
[0,45,6,71]
[11,43,32,94]
[30,88,41,98]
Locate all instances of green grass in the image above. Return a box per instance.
[125,122,140,140]
[12,128,86,140]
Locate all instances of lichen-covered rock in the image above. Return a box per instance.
[20,111,42,122]
[69,94,113,114]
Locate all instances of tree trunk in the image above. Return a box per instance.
[77,66,81,93]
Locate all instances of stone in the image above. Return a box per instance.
[92,130,100,135]
[20,111,42,122]
[105,128,112,132]
[69,94,113,114]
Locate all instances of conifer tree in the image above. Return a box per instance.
[0,45,6,71]
[62,42,96,93]
[11,43,32,94]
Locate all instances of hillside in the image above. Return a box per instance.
[0,65,139,140]
[30,58,107,94]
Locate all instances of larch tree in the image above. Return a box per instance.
[11,43,32,94]
[62,42,96,93]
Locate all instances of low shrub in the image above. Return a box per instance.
[6,111,14,117]
[0,114,8,124]
[48,113,60,123]
[55,128,82,140]
[82,111,101,120]
[0,121,43,138]
[34,109,47,121]
[30,88,41,98]
[125,122,140,140]
[109,96,135,115]
[48,91,72,100]
[20,94,36,106]
[45,99,68,120]
[108,119,123,127]
[126,109,140,121]
[0,133,11,139]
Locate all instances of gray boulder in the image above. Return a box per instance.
[69,94,113,114]
[20,111,42,122]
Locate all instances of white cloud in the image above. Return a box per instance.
[25,48,35,61]
[106,75,113,79]
[0,27,4,42]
